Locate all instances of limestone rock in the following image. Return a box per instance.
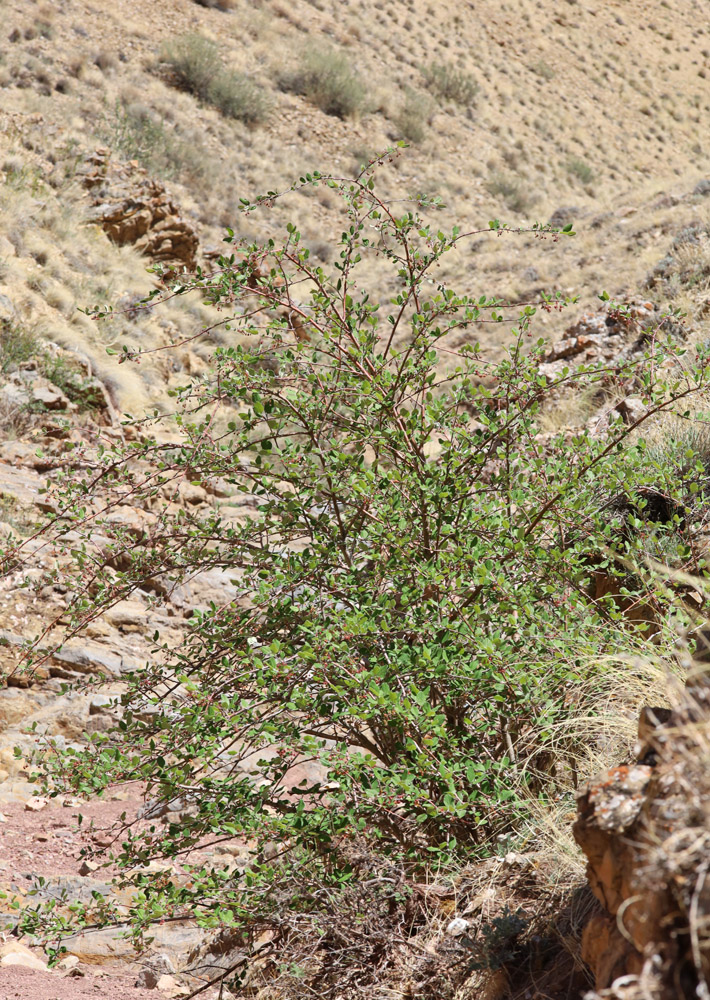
[574,684,710,996]
[82,149,198,270]
[30,378,77,412]
[25,795,48,811]
[0,942,48,971]
[538,301,658,381]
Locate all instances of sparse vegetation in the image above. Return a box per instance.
[161,33,270,124]
[485,170,538,214]
[0,321,39,373]
[108,102,210,181]
[0,320,104,412]
[567,157,595,184]
[161,34,221,100]
[530,58,555,80]
[208,68,271,124]
[278,44,366,118]
[422,61,479,106]
[392,86,434,142]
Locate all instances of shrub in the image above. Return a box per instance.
[0,321,39,373]
[161,34,269,125]
[567,157,594,184]
[208,69,271,124]
[422,61,479,106]
[485,170,538,214]
[0,321,103,412]
[279,45,366,118]
[392,86,434,142]
[15,157,710,995]
[530,59,555,80]
[161,34,218,100]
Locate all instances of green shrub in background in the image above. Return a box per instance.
[12,153,710,995]
[161,34,270,125]
[278,45,366,118]
[109,102,209,181]
[208,70,271,124]
[161,33,217,99]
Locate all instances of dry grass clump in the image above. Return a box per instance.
[422,61,479,107]
[161,34,270,125]
[392,86,435,143]
[485,171,539,215]
[277,45,366,119]
[567,157,594,185]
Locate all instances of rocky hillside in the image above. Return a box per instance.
[1,1,710,998]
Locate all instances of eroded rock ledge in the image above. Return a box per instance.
[79,148,199,271]
[574,684,710,998]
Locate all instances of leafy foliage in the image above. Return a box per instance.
[12,153,710,994]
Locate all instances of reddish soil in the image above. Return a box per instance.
[0,964,162,1000]
[0,787,144,878]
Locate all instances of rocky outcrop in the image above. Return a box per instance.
[538,301,658,381]
[574,684,710,998]
[79,149,199,270]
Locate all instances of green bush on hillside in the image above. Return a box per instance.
[161,34,270,125]
[12,154,710,995]
[486,170,539,214]
[278,45,366,118]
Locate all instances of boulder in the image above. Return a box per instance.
[574,682,710,997]
[0,942,48,971]
[81,149,198,269]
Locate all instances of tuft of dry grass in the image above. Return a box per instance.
[161,34,270,124]
[422,61,479,107]
[391,86,435,143]
[277,44,366,119]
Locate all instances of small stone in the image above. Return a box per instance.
[62,795,84,807]
[58,954,80,970]
[0,943,48,971]
[89,695,119,715]
[503,851,533,870]
[79,859,100,875]
[25,795,48,811]
[135,967,159,989]
[157,973,182,994]
[0,812,7,822]
[446,917,470,937]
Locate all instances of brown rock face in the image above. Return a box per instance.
[574,686,710,998]
[80,149,198,270]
